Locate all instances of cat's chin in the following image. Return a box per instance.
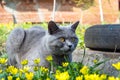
[62,49,73,55]
[52,50,72,55]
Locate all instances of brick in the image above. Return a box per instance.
[0,0,119,24]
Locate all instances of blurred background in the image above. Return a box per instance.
[0,0,119,25]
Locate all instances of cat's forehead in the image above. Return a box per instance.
[54,26,76,37]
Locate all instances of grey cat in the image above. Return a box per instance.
[6,21,79,68]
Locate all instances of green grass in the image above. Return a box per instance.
[0,56,120,80]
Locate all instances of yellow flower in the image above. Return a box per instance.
[6,66,14,72]
[80,66,89,75]
[62,62,69,67]
[112,62,120,70]
[0,58,8,64]
[7,76,13,80]
[55,71,70,80]
[100,74,107,80]
[33,66,39,71]
[76,76,83,80]
[46,77,50,80]
[21,59,28,66]
[108,76,120,80]
[19,69,23,77]
[6,66,18,75]
[1,78,5,80]
[40,66,48,72]
[16,77,20,80]
[93,59,98,64]
[56,70,61,74]
[81,28,85,33]
[23,66,30,72]
[34,58,40,64]
[84,74,100,80]
[11,67,18,75]
[84,74,107,80]
[46,55,53,61]
[20,66,30,73]
[25,72,34,80]
[0,69,2,73]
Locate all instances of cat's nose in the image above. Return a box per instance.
[68,45,72,48]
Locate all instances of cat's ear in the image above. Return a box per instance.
[71,21,79,32]
[48,21,60,34]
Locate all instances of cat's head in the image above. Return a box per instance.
[47,21,79,55]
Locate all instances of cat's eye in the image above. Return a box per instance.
[59,37,65,42]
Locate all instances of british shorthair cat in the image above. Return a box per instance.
[6,21,79,68]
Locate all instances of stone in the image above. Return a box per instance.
[72,49,120,76]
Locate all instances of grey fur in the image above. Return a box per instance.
[6,21,79,68]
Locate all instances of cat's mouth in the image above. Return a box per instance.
[67,48,72,51]
[54,48,73,55]
[63,48,73,53]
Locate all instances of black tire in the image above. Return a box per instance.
[84,24,120,51]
